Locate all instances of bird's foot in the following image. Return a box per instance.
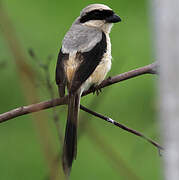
[90,85,102,96]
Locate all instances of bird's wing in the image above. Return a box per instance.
[70,32,107,94]
[57,24,107,94]
[56,25,101,96]
[55,49,69,97]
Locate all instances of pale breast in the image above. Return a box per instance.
[89,52,111,84]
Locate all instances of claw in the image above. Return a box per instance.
[107,76,112,80]
[93,85,102,96]
[89,84,102,96]
[95,87,102,96]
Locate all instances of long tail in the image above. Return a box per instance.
[62,92,80,175]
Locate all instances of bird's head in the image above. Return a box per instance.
[78,4,121,33]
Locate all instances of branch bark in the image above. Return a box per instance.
[0,62,157,123]
[81,105,163,151]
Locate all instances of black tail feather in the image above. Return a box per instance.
[62,93,80,175]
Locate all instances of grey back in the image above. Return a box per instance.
[62,19,102,53]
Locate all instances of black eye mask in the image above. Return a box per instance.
[80,10,114,23]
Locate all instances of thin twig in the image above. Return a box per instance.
[0,62,157,123]
[28,49,64,179]
[80,105,164,151]
[79,94,141,180]
[28,49,63,144]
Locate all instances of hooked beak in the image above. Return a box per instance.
[106,13,121,23]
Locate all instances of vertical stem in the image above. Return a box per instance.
[154,0,179,179]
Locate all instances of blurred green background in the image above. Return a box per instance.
[0,0,162,179]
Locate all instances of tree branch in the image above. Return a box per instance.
[82,62,158,96]
[0,62,157,123]
[29,49,64,145]
[80,105,163,151]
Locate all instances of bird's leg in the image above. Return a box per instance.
[106,76,112,81]
[92,76,112,95]
[89,84,102,96]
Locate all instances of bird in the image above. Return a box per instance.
[55,3,121,175]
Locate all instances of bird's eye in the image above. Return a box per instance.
[80,10,114,23]
[93,11,99,15]
[105,11,114,17]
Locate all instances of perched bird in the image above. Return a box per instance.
[55,4,121,175]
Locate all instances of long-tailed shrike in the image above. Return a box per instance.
[55,4,121,175]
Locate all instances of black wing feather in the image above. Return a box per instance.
[70,32,107,94]
[55,49,69,97]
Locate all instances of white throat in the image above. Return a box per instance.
[102,23,113,34]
